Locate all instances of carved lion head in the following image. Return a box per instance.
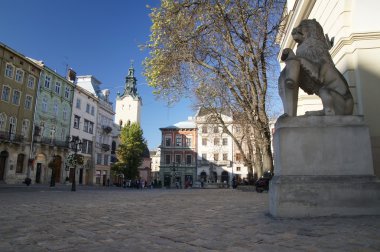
[291,19,325,44]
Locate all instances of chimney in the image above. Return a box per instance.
[66,68,77,82]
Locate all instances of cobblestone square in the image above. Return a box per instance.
[0,187,379,251]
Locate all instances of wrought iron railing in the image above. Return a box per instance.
[0,131,24,143]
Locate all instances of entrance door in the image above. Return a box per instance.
[164,173,171,188]
[54,156,61,183]
[79,168,83,184]
[0,151,8,181]
[35,163,42,183]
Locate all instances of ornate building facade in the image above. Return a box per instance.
[0,43,42,184]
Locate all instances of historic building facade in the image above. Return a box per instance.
[0,43,42,184]
[70,82,97,185]
[76,75,114,186]
[277,0,380,177]
[31,64,75,184]
[195,108,249,187]
[159,119,197,188]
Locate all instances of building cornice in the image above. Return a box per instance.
[330,32,380,58]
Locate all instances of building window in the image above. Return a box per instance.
[88,121,94,134]
[186,154,192,164]
[42,97,48,112]
[24,95,32,110]
[104,155,109,165]
[185,137,191,147]
[222,138,228,145]
[62,106,68,120]
[0,113,6,130]
[214,138,220,145]
[76,98,81,109]
[15,69,24,83]
[213,153,219,161]
[175,154,181,164]
[202,138,207,146]
[223,153,228,161]
[235,126,241,133]
[12,90,21,105]
[175,135,182,146]
[87,140,93,154]
[53,100,58,116]
[27,76,35,89]
[64,87,70,99]
[83,120,89,132]
[1,86,11,102]
[97,153,102,165]
[55,82,61,94]
[73,115,80,129]
[165,136,171,147]
[9,117,17,137]
[21,119,30,138]
[236,167,241,172]
[213,126,219,133]
[44,75,51,89]
[202,125,207,133]
[165,154,171,164]
[202,153,207,161]
[16,154,25,173]
[91,106,95,115]
[5,64,14,78]
[86,103,90,113]
[61,128,66,141]
[81,139,88,154]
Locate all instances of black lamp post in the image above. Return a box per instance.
[69,136,82,192]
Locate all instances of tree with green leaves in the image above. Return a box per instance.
[112,122,147,180]
[144,0,284,177]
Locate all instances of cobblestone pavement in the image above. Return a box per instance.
[0,186,379,252]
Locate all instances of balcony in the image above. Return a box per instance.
[36,137,69,148]
[0,131,24,143]
[101,143,110,152]
[102,125,112,134]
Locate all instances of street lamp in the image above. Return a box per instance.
[69,136,82,192]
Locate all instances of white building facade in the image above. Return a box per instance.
[195,109,249,186]
[75,75,114,185]
[70,84,97,185]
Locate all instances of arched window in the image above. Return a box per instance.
[0,113,6,131]
[200,171,207,182]
[221,171,229,184]
[9,117,16,139]
[16,153,25,173]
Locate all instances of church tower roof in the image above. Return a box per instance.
[117,61,140,100]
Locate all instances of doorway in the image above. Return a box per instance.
[0,151,9,181]
[35,163,42,183]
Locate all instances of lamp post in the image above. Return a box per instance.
[69,136,82,192]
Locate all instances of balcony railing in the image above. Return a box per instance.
[101,143,110,152]
[102,125,112,134]
[160,162,196,168]
[0,131,24,143]
[36,137,69,148]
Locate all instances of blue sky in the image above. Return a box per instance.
[0,0,195,150]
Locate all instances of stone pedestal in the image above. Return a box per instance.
[269,116,380,217]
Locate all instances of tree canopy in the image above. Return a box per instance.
[112,122,147,180]
[144,0,284,177]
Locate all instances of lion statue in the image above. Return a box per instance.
[278,19,354,116]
